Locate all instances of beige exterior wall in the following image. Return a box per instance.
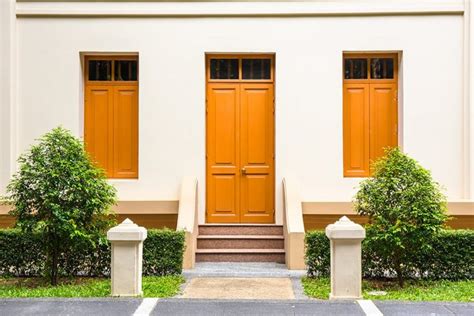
[302,201,474,230]
[0,0,472,225]
[0,0,15,196]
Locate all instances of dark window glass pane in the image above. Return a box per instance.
[88,60,112,81]
[242,59,271,80]
[210,59,239,80]
[371,58,394,79]
[344,58,368,79]
[115,60,138,81]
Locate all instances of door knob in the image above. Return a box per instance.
[241,167,247,175]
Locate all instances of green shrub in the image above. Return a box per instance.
[4,127,117,285]
[362,228,395,279]
[305,229,474,280]
[416,230,474,280]
[354,148,448,286]
[305,231,330,277]
[0,229,185,277]
[0,229,45,276]
[144,229,186,276]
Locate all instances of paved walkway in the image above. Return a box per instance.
[182,262,307,299]
[182,277,295,299]
[1,298,473,316]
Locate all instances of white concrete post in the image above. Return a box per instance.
[107,218,147,297]
[325,216,365,300]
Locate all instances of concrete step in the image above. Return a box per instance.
[197,235,284,249]
[183,262,306,278]
[198,225,283,236]
[195,248,285,263]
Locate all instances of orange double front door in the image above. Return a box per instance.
[206,55,275,223]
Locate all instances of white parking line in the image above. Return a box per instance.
[357,299,383,316]
[133,298,159,316]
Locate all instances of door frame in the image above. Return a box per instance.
[342,52,399,177]
[83,54,139,179]
[205,53,276,224]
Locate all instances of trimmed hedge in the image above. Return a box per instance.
[416,230,474,280]
[0,228,185,277]
[305,231,330,277]
[143,229,185,276]
[305,229,474,280]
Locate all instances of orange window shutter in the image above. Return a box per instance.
[84,86,114,177]
[369,83,398,164]
[343,83,370,177]
[112,86,139,178]
[84,56,139,179]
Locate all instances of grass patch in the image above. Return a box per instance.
[301,276,330,299]
[0,275,184,298]
[142,275,184,298]
[301,277,474,302]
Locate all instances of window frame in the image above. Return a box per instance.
[85,55,139,86]
[84,54,139,179]
[206,53,275,83]
[343,52,398,84]
[342,52,399,178]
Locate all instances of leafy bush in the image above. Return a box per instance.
[305,231,330,277]
[4,127,117,285]
[416,230,474,280]
[305,229,474,280]
[144,229,186,276]
[0,229,45,276]
[354,148,448,286]
[0,229,185,277]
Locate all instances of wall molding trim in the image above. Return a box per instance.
[0,200,179,215]
[16,1,465,18]
[302,201,474,216]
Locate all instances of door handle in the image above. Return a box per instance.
[241,167,247,175]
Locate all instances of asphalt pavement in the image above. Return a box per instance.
[1,298,473,316]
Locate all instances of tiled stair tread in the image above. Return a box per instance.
[196,248,285,253]
[198,225,284,235]
[197,235,284,239]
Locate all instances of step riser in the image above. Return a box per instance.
[199,226,283,236]
[196,253,285,263]
[197,239,284,249]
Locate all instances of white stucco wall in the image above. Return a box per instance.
[12,13,465,223]
[0,0,14,196]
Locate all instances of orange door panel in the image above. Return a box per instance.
[369,83,398,163]
[206,83,241,223]
[343,83,370,177]
[85,86,114,176]
[113,86,139,178]
[240,84,274,223]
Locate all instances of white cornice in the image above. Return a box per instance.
[16,1,465,18]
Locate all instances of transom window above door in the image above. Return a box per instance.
[344,55,395,80]
[207,54,274,82]
[87,57,138,82]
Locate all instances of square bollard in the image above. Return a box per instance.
[107,218,147,297]
[325,216,365,300]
